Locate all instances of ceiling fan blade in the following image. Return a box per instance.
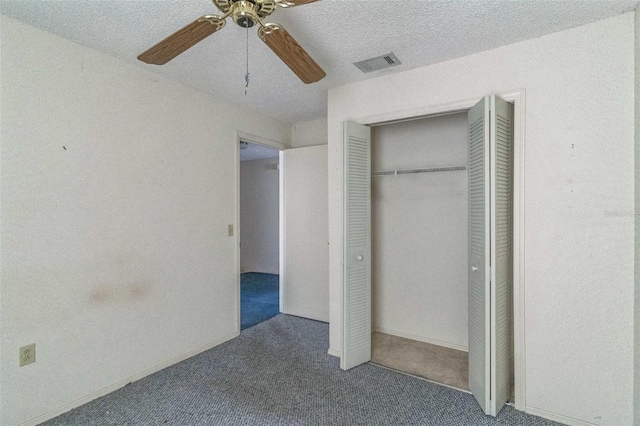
[275,0,321,7]
[138,16,226,65]
[258,23,326,84]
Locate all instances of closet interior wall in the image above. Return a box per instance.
[371,112,469,351]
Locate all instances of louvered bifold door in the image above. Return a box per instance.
[490,95,514,416]
[341,121,372,370]
[468,97,492,414]
[468,95,514,417]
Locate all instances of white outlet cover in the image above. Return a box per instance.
[19,343,36,367]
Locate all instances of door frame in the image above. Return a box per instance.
[345,90,526,411]
[235,131,288,334]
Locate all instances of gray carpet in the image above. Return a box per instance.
[43,315,559,426]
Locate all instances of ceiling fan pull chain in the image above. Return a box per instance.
[244,22,250,95]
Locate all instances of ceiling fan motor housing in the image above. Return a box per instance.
[213,0,278,27]
[234,1,258,27]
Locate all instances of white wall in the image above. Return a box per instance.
[328,13,634,426]
[0,16,291,426]
[371,113,469,351]
[291,118,328,148]
[240,157,280,274]
[282,145,329,322]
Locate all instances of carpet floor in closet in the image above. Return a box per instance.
[371,331,469,391]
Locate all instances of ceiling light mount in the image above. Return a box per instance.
[213,0,278,23]
[231,1,260,28]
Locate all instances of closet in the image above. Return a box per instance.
[369,111,470,390]
[341,95,514,416]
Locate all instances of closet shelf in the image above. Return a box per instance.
[372,166,467,176]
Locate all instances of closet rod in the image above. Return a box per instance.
[372,166,467,176]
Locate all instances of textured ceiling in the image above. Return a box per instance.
[1,0,638,124]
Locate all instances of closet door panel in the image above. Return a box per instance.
[341,121,372,370]
[490,95,514,415]
[468,97,491,413]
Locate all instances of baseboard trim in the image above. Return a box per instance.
[281,309,329,324]
[525,405,599,426]
[374,327,468,352]
[327,348,340,357]
[19,331,240,426]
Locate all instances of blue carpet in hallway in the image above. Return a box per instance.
[241,272,279,330]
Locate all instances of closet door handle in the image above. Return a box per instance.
[356,255,364,261]
[471,265,478,272]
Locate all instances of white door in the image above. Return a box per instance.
[468,95,513,416]
[282,145,329,322]
[490,95,514,415]
[468,96,491,413]
[341,121,372,370]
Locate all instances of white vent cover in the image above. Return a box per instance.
[353,52,401,73]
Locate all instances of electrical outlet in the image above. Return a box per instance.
[228,224,234,237]
[19,343,36,367]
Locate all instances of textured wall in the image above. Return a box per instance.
[291,118,328,148]
[240,157,280,275]
[0,16,291,426]
[328,13,634,426]
[371,113,469,351]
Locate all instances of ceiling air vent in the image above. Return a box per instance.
[353,52,402,73]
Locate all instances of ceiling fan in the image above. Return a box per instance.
[137,0,326,85]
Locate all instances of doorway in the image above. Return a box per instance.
[239,140,281,330]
